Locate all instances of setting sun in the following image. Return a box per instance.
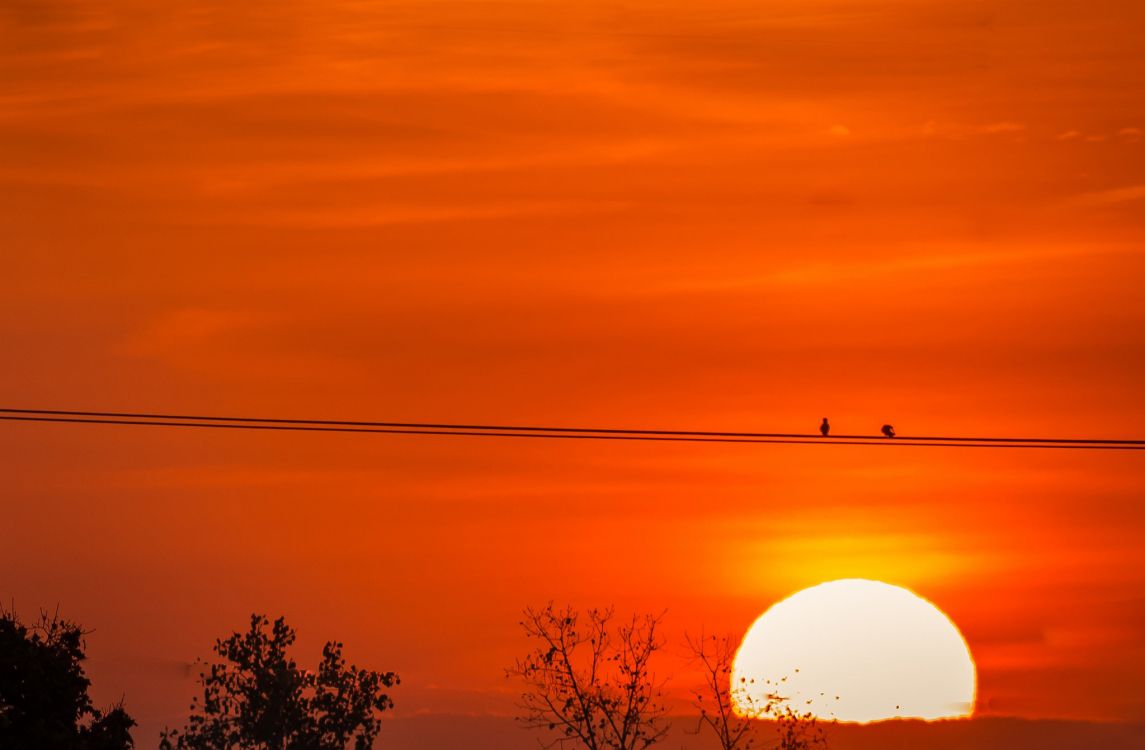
[732,579,976,723]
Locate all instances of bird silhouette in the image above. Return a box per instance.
[820,418,830,437]
[881,424,896,438]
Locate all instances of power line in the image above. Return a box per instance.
[1,408,1143,450]
[3,407,1143,444]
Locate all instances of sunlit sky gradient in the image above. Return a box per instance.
[2,0,1144,743]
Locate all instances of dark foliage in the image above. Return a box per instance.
[160,614,398,750]
[0,608,135,750]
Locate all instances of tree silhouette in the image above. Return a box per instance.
[507,604,668,750]
[686,633,828,750]
[160,614,398,750]
[0,608,135,750]
[687,634,757,750]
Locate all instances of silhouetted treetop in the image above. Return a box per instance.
[507,603,668,750]
[0,608,135,750]
[160,614,398,750]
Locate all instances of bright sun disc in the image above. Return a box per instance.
[731,579,976,723]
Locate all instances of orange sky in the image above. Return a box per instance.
[2,0,1144,744]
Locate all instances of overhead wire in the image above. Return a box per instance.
[1,408,1143,450]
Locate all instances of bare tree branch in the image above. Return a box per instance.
[685,632,830,750]
[507,604,668,750]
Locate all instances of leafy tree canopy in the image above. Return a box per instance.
[161,614,398,750]
[0,609,135,750]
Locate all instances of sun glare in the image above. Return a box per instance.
[731,579,976,723]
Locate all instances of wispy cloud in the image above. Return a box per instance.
[979,121,1026,134]
[922,120,1027,139]
[221,200,629,229]
[1071,184,1145,206]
